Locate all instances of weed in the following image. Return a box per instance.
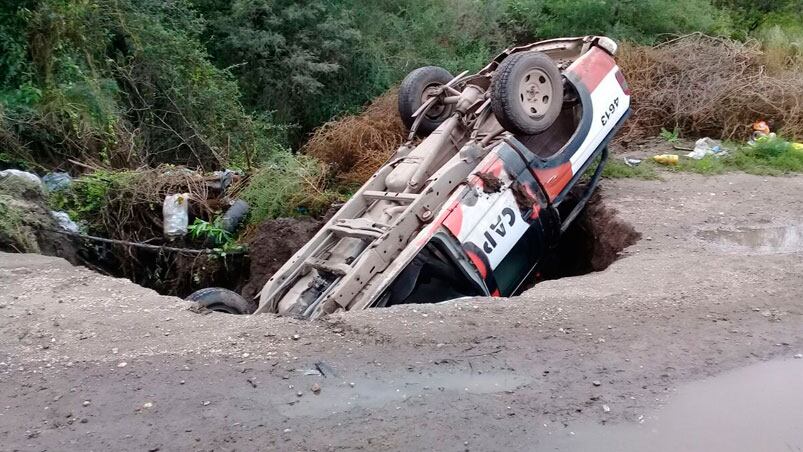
[659,127,680,143]
[602,159,661,180]
[188,217,232,246]
[49,170,136,230]
[238,154,344,225]
[0,194,38,252]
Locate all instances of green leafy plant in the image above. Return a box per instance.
[239,154,344,224]
[659,127,680,143]
[188,217,232,246]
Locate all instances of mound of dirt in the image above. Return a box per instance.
[0,174,79,262]
[240,217,325,300]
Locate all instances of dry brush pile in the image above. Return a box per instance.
[617,34,803,141]
[302,89,407,186]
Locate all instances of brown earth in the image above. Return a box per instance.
[241,217,325,300]
[1,172,802,451]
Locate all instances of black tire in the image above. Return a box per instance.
[185,287,255,315]
[491,51,563,135]
[398,66,454,135]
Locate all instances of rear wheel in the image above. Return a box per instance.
[398,66,454,136]
[491,51,563,135]
[186,287,254,315]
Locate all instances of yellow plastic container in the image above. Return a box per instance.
[653,154,679,165]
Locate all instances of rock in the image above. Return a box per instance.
[82,400,91,407]
[202,401,210,406]
[603,404,611,413]
[592,380,601,387]
[143,402,153,409]
[291,334,300,341]
[311,383,321,394]
[794,354,802,359]
[117,362,128,368]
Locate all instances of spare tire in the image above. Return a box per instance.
[185,287,255,315]
[491,51,563,135]
[398,66,454,136]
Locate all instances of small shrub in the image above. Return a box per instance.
[237,154,344,225]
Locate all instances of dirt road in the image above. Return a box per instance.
[2,173,802,451]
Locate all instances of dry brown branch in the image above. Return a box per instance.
[302,88,407,185]
[617,35,803,142]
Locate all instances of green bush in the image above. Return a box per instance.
[0,0,286,170]
[239,154,344,224]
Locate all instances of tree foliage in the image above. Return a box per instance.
[1,0,800,173]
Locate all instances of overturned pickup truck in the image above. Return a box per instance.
[194,36,631,317]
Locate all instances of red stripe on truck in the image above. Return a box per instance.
[567,47,615,93]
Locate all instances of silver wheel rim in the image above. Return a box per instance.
[518,68,552,119]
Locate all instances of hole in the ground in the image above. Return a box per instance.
[533,188,641,284]
[30,188,639,315]
[384,186,641,306]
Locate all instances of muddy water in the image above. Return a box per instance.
[538,359,803,451]
[276,371,531,418]
[699,225,803,254]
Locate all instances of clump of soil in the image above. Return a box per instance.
[0,175,79,262]
[240,217,326,300]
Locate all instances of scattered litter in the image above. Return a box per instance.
[623,157,642,167]
[0,169,42,188]
[42,172,72,191]
[315,361,336,378]
[687,137,728,159]
[142,402,153,409]
[795,354,802,359]
[50,211,80,233]
[749,120,772,144]
[302,369,322,376]
[162,193,190,239]
[652,154,679,165]
[117,362,128,368]
[603,404,611,413]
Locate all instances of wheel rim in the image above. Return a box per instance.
[421,84,446,119]
[518,68,553,119]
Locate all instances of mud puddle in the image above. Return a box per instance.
[698,225,803,254]
[277,371,531,418]
[538,358,803,451]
